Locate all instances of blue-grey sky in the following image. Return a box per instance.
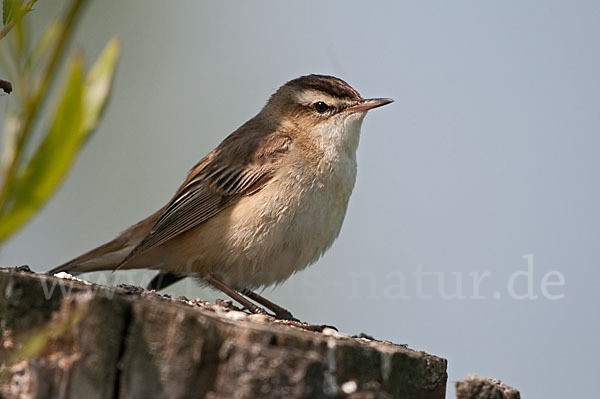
[1,1,599,398]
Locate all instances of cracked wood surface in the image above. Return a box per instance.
[0,268,447,399]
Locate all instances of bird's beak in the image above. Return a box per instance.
[345,98,394,113]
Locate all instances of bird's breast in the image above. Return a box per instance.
[220,150,358,288]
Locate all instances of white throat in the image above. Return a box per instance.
[313,111,366,162]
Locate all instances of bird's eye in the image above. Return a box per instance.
[313,101,329,113]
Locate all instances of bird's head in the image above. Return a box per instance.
[262,74,392,150]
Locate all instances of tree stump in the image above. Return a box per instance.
[455,374,520,399]
[0,268,448,399]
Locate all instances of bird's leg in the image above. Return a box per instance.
[240,288,298,321]
[205,276,336,332]
[205,275,266,315]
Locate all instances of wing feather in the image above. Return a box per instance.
[118,131,292,266]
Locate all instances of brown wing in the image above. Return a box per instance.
[118,130,292,266]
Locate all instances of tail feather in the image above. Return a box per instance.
[48,237,134,275]
[146,272,185,291]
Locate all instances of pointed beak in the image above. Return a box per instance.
[345,98,394,113]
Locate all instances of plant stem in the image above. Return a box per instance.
[0,0,38,41]
[0,0,88,210]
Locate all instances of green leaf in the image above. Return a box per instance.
[28,21,61,70]
[0,38,121,243]
[0,54,85,241]
[3,0,23,25]
[0,113,20,181]
[82,36,121,135]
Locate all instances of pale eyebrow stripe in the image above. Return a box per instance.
[294,89,340,106]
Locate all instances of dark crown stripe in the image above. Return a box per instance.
[286,74,361,101]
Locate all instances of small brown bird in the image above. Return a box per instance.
[50,75,392,320]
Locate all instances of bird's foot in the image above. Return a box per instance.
[243,302,268,316]
[273,308,299,322]
[240,288,300,321]
[273,319,338,333]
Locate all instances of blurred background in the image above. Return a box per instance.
[1,1,599,397]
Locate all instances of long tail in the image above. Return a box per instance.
[48,236,137,275]
[48,209,162,275]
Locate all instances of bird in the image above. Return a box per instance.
[49,74,393,321]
